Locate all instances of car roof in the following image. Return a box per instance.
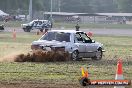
[33,20,49,22]
[49,30,84,33]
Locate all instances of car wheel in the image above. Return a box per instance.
[24,28,30,32]
[71,51,79,61]
[24,28,31,32]
[92,48,102,60]
[23,28,27,32]
[40,29,43,32]
[25,26,31,32]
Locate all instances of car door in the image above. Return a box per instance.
[38,21,43,28]
[74,33,86,57]
[85,41,96,57]
[79,33,95,57]
[33,21,38,28]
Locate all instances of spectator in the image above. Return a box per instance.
[75,24,80,31]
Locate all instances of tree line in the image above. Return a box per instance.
[0,0,132,15]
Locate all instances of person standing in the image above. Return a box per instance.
[13,29,16,40]
[75,24,80,31]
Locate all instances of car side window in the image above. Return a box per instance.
[75,32,92,43]
[75,34,83,43]
[34,21,38,26]
[38,21,42,25]
[80,33,92,43]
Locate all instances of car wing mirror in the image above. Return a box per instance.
[92,40,95,43]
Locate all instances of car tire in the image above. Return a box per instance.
[23,28,31,32]
[24,26,31,32]
[23,28,26,32]
[71,50,79,61]
[0,27,4,30]
[0,28,4,31]
[40,29,43,32]
[92,48,102,60]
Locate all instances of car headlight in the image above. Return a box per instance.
[101,44,105,52]
[21,24,26,27]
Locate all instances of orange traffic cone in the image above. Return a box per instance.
[81,67,88,78]
[114,59,125,88]
[80,67,90,86]
[13,29,16,40]
[115,59,123,80]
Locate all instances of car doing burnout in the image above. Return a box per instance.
[31,30,105,60]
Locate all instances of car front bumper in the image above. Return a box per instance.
[102,49,105,52]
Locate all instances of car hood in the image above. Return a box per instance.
[22,24,28,26]
[93,41,103,47]
[32,40,69,47]
[22,23,32,26]
[94,41,105,50]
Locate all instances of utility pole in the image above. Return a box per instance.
[50,0,53,20]
[29,0,32,21]
[58,0,61,12]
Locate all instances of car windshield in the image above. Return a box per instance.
[40,32,70,42]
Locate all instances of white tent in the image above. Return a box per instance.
[0,10,9,16]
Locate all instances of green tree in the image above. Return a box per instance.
[1,0,131,14]
[116,0,132,12]
[61,0,93,12]
[90,0,118,12]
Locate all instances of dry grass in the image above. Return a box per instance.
[0,32,132,88]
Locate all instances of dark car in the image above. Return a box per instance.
[0,25,4,30]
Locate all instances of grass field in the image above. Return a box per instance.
[0,31,132,88]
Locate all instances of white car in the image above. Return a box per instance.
[31,30,105,60]
[21,20,52,32]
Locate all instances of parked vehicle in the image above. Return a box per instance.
[21,20,52,32]
[31,30,105,60]
[0,24,4,30]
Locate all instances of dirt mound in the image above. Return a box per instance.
[14,50,70,62]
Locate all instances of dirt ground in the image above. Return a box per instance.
[0,81,82,88]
